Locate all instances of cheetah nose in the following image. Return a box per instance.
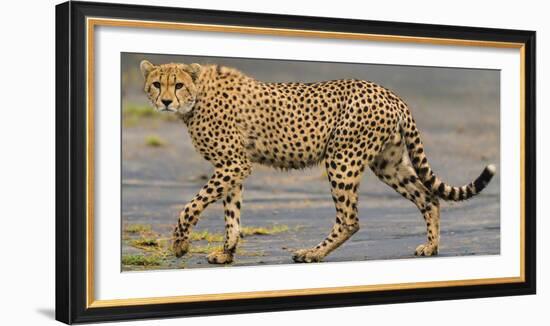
[162,99,172,107]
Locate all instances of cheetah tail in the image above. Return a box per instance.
[399,114,496,201]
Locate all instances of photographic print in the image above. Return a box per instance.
[121,53,500,271]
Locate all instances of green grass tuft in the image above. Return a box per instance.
[122,254,161,266]
[124,104,158,118]
[122,103,178,126]
[145,135,166,147]
[189,230,224,243]
[241,224,289,237]
[124,224,152,234]
[130,238,159,247]
[189,244,223,254]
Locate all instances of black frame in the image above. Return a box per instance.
[56,1,536,324]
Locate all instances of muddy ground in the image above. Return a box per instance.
[121,93,500,271]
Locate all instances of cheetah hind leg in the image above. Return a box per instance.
[370,134,440,257]
[292,154,363,263]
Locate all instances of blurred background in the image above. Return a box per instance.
[121,52,500,271]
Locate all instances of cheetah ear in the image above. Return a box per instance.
[185,63,202,82]
[140,60,155,79]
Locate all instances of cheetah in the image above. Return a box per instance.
[139,60,496,264]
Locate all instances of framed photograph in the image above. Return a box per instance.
[56,1,536,324]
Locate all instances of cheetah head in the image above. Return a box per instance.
[139,60,201,115]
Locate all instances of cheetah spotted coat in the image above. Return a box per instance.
[140,60,496,264]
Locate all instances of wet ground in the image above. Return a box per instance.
[121,97,500,271]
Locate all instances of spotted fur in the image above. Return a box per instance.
[140,60,496,263]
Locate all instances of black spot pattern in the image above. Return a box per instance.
[140,62,495,263]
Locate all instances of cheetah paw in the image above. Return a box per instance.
[414,243,438,256]
[172,239,190,258]
[292,248,325,263]
[207,251,234,264]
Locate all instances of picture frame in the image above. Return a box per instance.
[56,1,536,324]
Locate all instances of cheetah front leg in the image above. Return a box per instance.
[172,173,225,258]
[207,185,243,264]
[173,161,250,259]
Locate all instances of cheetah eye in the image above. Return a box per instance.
[175,83,184,90]
[152,82,161,89]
